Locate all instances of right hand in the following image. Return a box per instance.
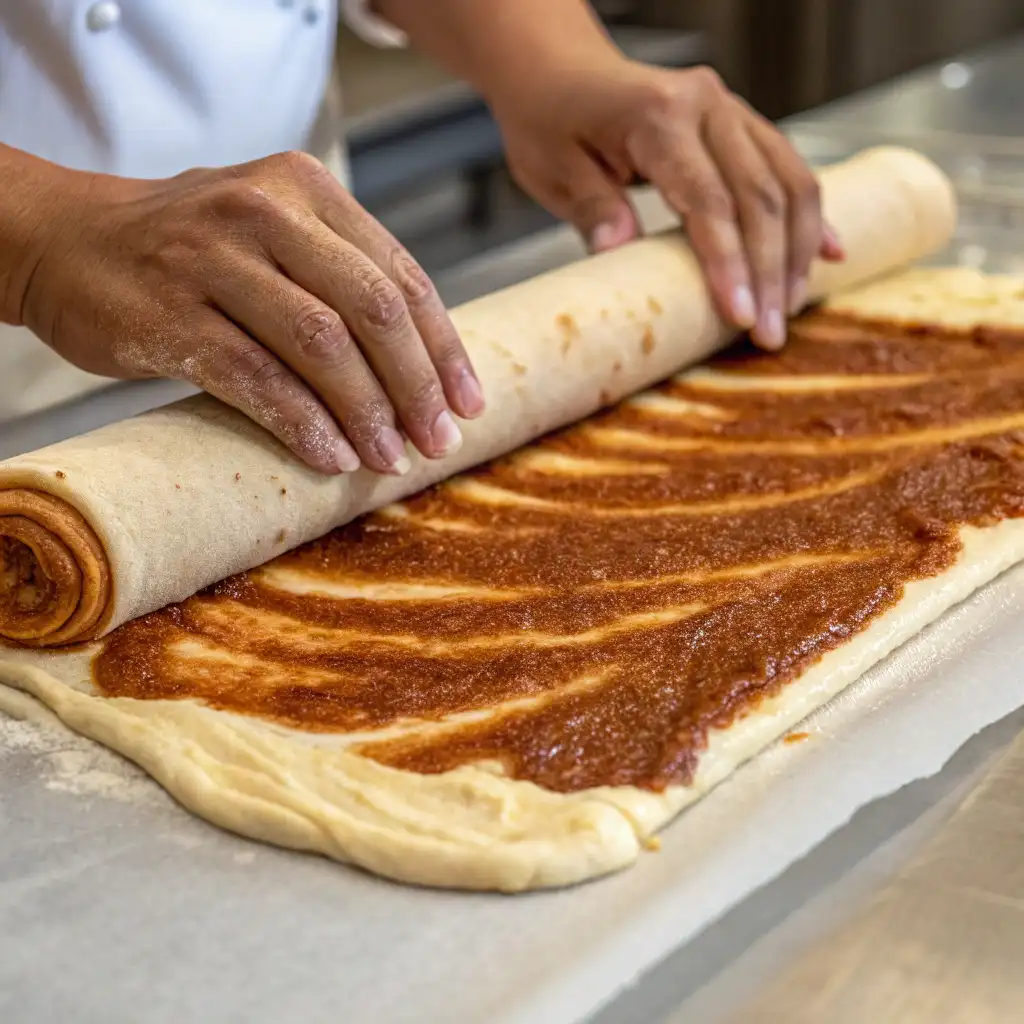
[17,151,485,475]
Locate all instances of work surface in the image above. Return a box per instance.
[5,36,1024,1024]
[3,573,1024,1024]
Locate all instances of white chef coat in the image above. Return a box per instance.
[0,0,407,179]
[0,0,407,418]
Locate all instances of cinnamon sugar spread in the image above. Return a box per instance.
[93,310,1024,793]
[1,537,54,613]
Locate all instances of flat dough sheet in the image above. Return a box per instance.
[4,267,1024,892]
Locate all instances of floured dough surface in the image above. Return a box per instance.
[3,266,1024,892]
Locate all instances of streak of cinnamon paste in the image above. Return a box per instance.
[94,311,1024,793]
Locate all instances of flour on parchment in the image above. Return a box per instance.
[0,695,157,804]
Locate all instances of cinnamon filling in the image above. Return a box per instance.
[92,311,1024,793]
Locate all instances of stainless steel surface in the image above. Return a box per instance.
[4,32,1024,1024]
[721,727,1024,1023]
[799,34,1024,139]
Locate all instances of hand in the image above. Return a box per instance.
[17,152,484,474]
[491,60,846,350]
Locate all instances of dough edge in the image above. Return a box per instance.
[3,520,1022,893]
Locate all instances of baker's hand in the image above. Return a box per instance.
[18,152,484,475]
[491,60,845,350]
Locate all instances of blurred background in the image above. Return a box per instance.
[342,0,1024,277]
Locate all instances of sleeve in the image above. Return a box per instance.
[339,0,408,48]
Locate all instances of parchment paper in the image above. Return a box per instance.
[2,556,1021,1023]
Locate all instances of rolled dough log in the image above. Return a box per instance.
[0,147,956,645]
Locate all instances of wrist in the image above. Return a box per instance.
[0,148,87,326]
[376,0,623,106]
[480,37,624,113]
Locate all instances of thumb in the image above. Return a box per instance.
[561,160,641,253]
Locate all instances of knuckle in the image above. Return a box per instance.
[357,276,408,335]
[792,168,821,207]
[744,176,786,218]
[431,334,465,368]
[250,355,291,389]
[170,165,213,188]
[638,78,683,120]
[692,184,736,222]
[292,306,351,361]
[229,347,288,389]
[207,180,280,220]
[272,149,326,180]
[690,65,724,96]
[208,336,276,385]
[391,253,435,305]
[406,374,444,414]
[136,235,197,274]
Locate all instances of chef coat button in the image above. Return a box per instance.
[86,1,121,32]
[302,5,322,24]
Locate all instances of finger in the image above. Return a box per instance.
[588,203,639,254]
[213,258,412,476]
[821,222,846,262]
[747,114,824,314]
[267,218,461,462]
[179,308,358,475]
[705,108,787,349]
[629,124,756,330]
[299,166,485,424]
[530,152,641,253]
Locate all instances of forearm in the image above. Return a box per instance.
[0,144,81,327]
[373,0,622,102]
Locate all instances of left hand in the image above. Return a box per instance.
[490,59,845,350]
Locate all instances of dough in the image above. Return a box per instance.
[4,267,1024,891]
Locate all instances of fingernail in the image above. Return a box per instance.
[377,426,411,475]
[335,441,361,473]
[431,410,463,455]
[759,308,786,350]
[589,223,621,253]
[455,368,485,417]
[823,224,846,258]
[731,285,757,327]
[789,276,808,316]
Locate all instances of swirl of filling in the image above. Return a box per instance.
[0,489,111,646]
